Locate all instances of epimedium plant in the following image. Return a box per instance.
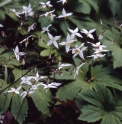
[0,0,122,124]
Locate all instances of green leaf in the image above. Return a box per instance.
[101,114,122,124]
[76,1,91,14]
[78,84,122,124]
[11,95,28,124]
[91,65,122,91]
[40,49,54,57]
[86,0,99,13]
[0,80,12,114]
[56,81,83,100]
[108,0,122,16]
[12,68,27,81]
[102,28,122,68]
[78,105,105,122]
[31,86,51,115]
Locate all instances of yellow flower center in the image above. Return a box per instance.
[74,49,79,53]
[68,42,71,46]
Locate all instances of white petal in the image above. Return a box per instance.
[74,28,78,33]
[53,41,58,49]
[48,33,53,39]
[79,51,84,59]
[47,40,53,46]
[66,44,70,52]
[65,13,73,16]
[81,29,88,34]
[62,8,66,15]
[89,29,96,33]
[88,34,94,39]
[68,28,74,33]
[59,41,67,45]
[76,33,83,38]
[54,36,60,40]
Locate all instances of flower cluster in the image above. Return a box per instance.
[5,72,61,99]
[4,1,109,99]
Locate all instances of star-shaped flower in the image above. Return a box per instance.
[72,43,87,59]
[87,53,106,60]
[28,23,36,32]
[40,10,55,17]
[59,34,76,53]
[41,82,62,89]
[22,4,34,17]
[68,28,83,38]
[40,1,53,8]
[30,83,42,90]
[41,24,52,34]
[5,86,21,95]
[81,29,96,39]
[57,8,73,19]
[47,33,61,49]
[13,46,26,61]
[87,42,106,50]
[20,76,33,86]
[94,47,108,54]
[74,63,85,78]
[10,8,21,17]
[57,62,72,70]
[31,72,47,81]
[20,90,34,99]
[19,35,34,47]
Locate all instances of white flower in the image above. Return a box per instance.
[19,35,34,47]
[10,8,21,17]
[57,0,67,4]
[74,63,85,78]
[72,43,87,59]
[40,1,53,8]
[87,42,106,50]
[68,28,82,38]
[59,34,76,53]
[47,33,61,49]
[57,62,72,70]
[5,86,21,95]
[87,53,106,60]
[28,23,36,32]
[31,72,47,81]
[50,13,56,20]
[94,47,108,54]
[30,83,42,90]
[22,4,34,17]
[40,10,55,17]
[81,29,96,39]
[41,24,52,34]
[41,82,62,89]
[20,76,33,86]
[20,90,34,99]
[13,46,26,61]
[57,8,73,19]
[0,24,3,27]
[40,10,56,20]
